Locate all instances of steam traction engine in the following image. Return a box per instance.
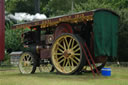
[12,9,119,75]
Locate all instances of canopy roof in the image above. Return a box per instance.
[12,9,119,29]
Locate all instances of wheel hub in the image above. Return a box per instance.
[24,61,30,66]
[63,51,69,57]
[63,50,73,58]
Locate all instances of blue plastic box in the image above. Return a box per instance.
[101,68,111,76]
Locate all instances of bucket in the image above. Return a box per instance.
[101,68,111,76]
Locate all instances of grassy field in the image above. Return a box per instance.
[0,66,128,85]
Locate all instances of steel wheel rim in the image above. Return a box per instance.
[52,34,82,74]
[19,52,33,74]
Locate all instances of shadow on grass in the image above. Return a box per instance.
[2,66,123,81]
[1,70,107,81]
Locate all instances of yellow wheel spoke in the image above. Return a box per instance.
[63,39,66,50]
[64,37,68,48]
[74,48,80,53]
[58,43,64,49]
[70,57,78,65]
[74,53,80,56]
[46,65,50,71]
[72,44,79,50]
[74,56,80,62]
[58,47,64,53]
[68,59,72,70]
[58,55,64,61]
[62,59,66,67]
[27,56,31,61]
[54,53,62,55]
[71,39,74,48]
[66,58,69,67]
[27,57,29,61]
[23,56,27,61]
[71,59,74,68]
[68,39,72,49]
[58,58,65,64]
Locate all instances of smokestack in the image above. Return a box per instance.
[34,0,40,13]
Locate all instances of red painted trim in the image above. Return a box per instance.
[0,0,5,61]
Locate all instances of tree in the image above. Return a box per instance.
[42,0,72,16]
[42,0,89,17]
[5,0,35,14]
[5,0,50,14]
[74,0,112,12]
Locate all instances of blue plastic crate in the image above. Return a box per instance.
[101,68,111,76]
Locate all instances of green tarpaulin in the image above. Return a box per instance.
[93,10,119,57]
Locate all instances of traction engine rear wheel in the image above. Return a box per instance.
[51,33,84,74]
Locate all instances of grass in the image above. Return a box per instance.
[0,66,128,85]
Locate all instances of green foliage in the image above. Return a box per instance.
[5,0,128,16]
[117,8,128,32]
[118,32,128,59]
[112,0,128,8]
[5,0,35,14]
[5,18,30,52]
[115,8,128,60]
[5,20,14,30]
[5,0,50,14]
[4,19,29,64]
[74,0,112,12]
[43,0,72,16]
[5,28,23,51]
[2,52,11,65]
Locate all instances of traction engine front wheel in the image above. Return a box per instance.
[18,52,37,74]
